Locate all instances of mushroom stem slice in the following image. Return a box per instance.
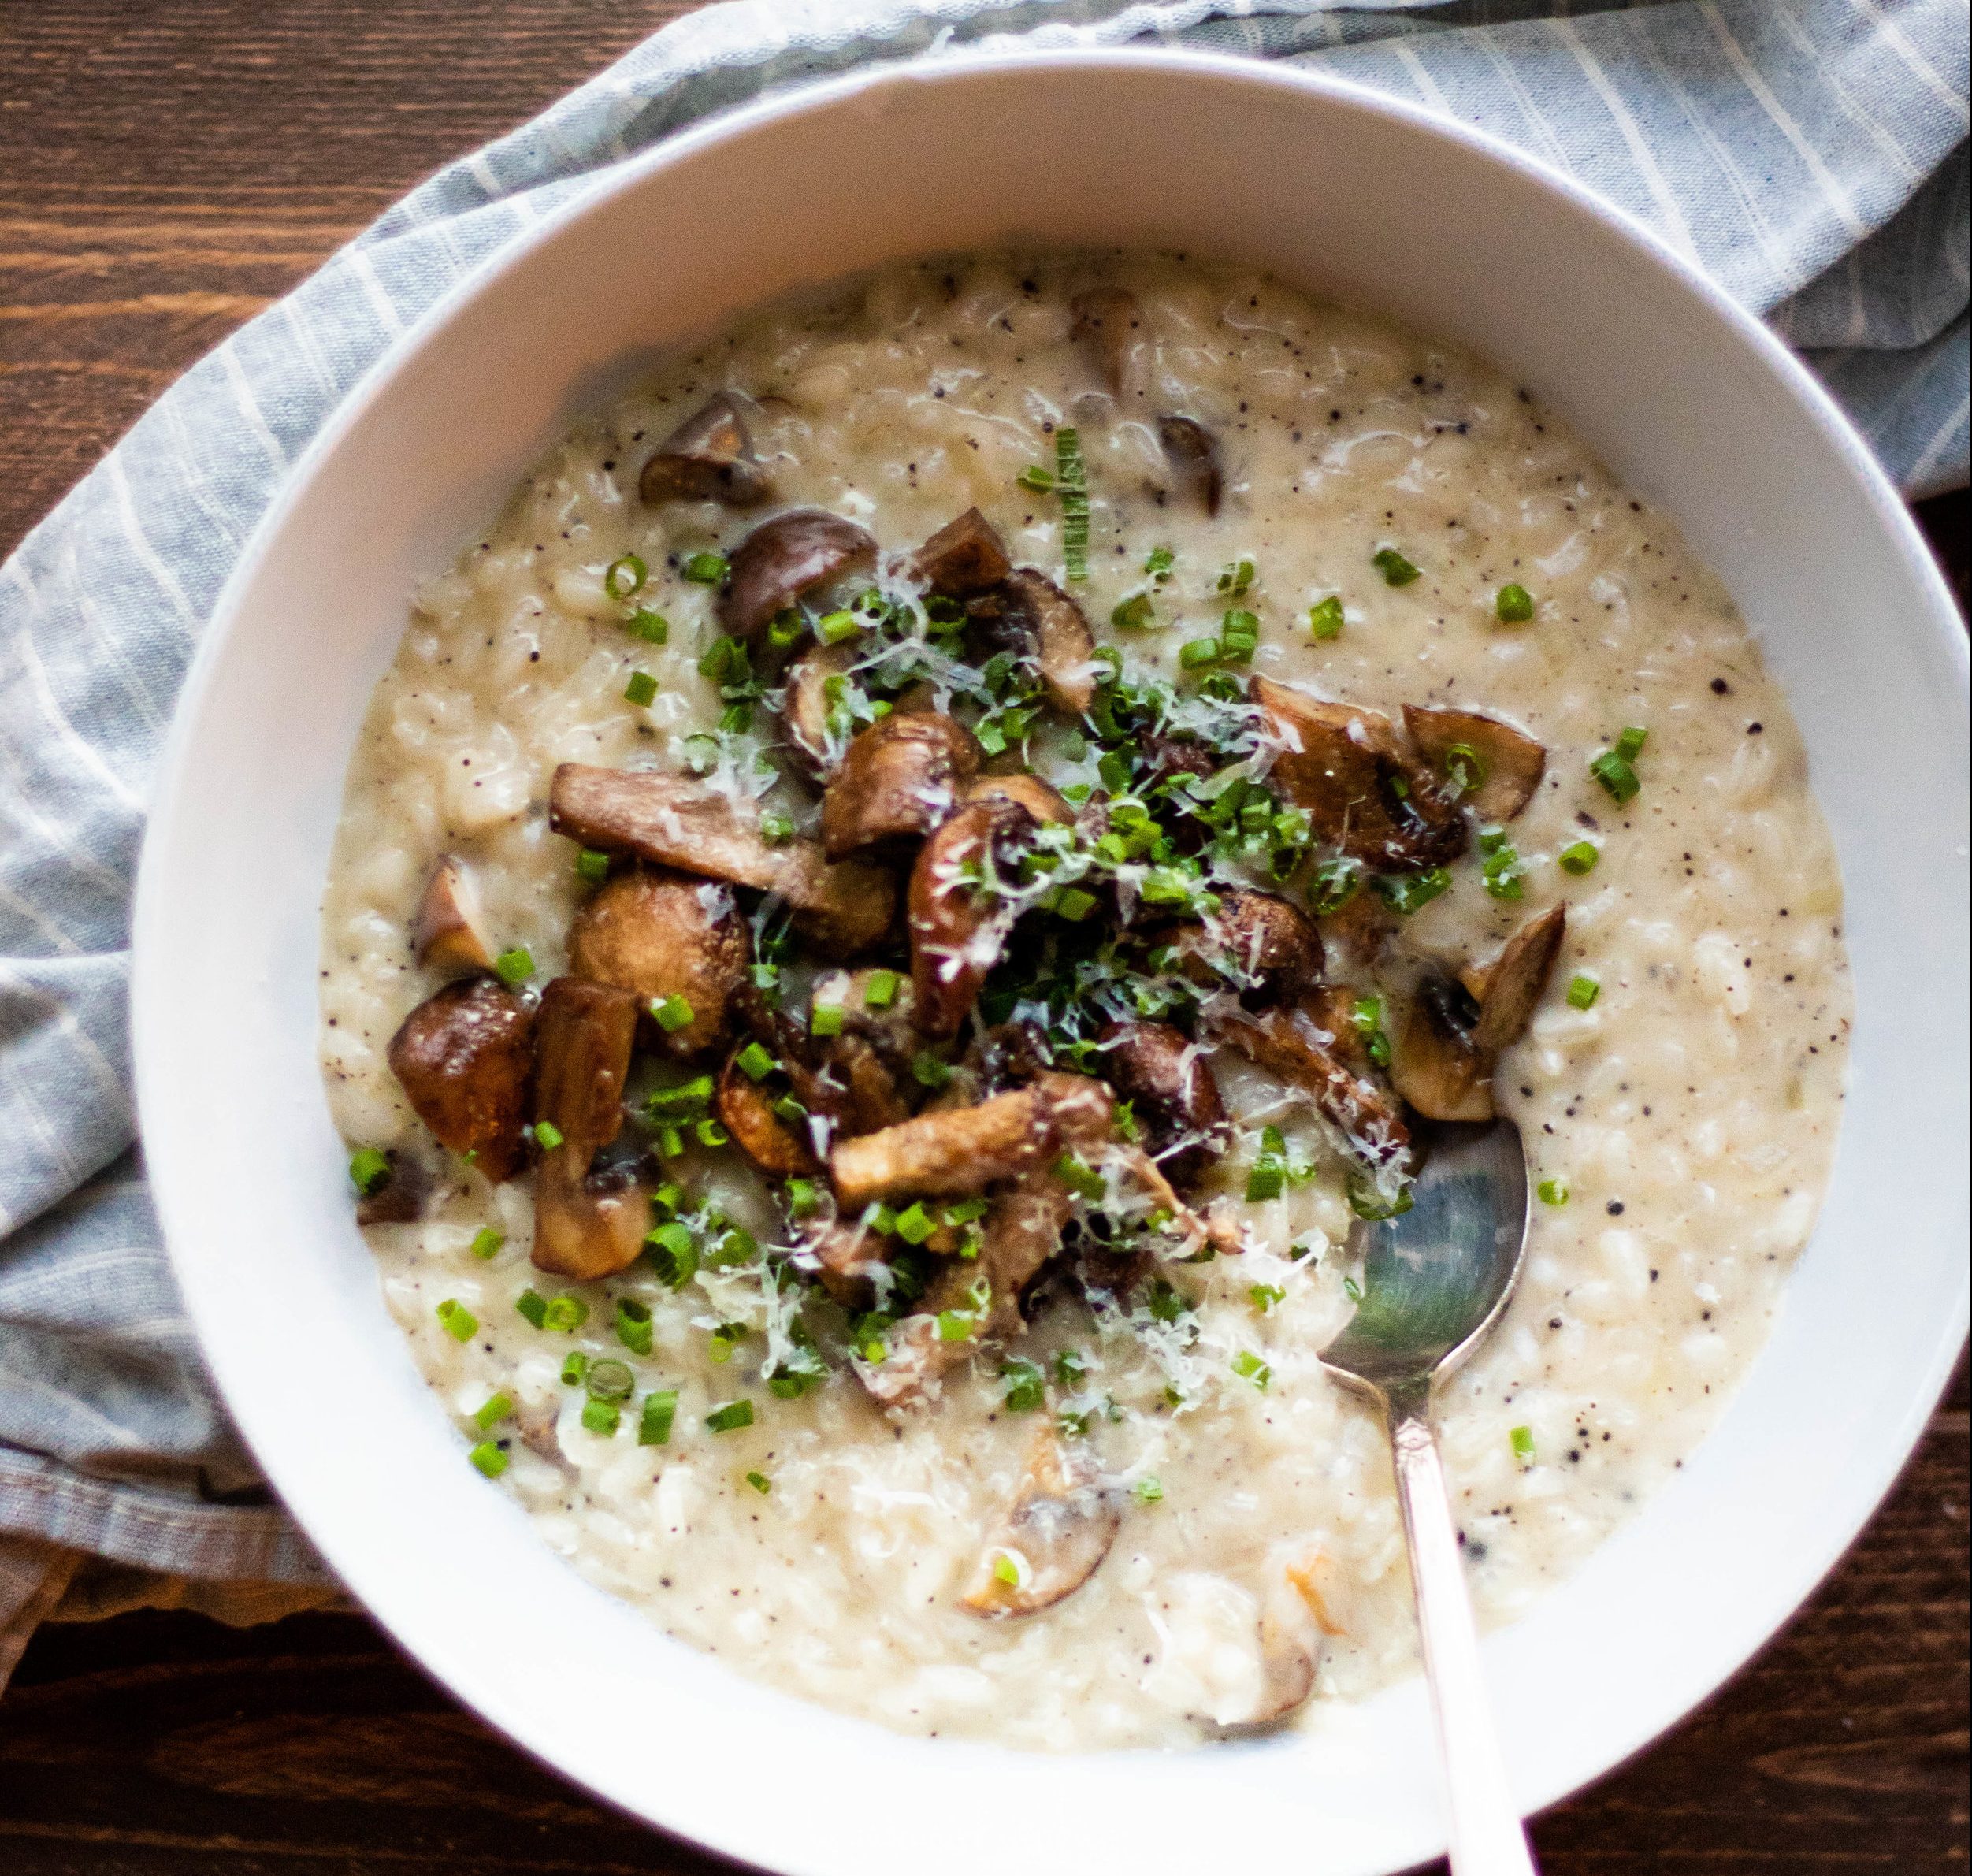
[1465,904,1568,1056]
[637,392,772,507]
[716,1049,819,1178]
[386,977,536,1183]
[961,1427,1121,1617]
[719,508,877,644]
[911,507,1013,596]
[1253,678,1469,871]
[530,978,652,1280]
[1157,415,1223,516]
[412,856,495,976]
[1001,568,1098,714]
[548,765,896,957]
[907,794,1037,1037]
[569,867,750,1059]
[1217,1004,1412,1172]
[1069,287,1144,398]
[1402,704,1548,823]
[826,1083,1057,1207]
[820,713,981,860]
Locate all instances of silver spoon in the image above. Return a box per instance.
[1322,1118,1539,1876]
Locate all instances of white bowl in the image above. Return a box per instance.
[132,48,1969,1876]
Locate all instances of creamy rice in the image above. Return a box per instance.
[318,253,1849,1750]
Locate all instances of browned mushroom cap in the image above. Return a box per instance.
[964,771,1073,825]
[1157,415,1222,517]
[716,1049,819,1178]
[530,977,651,1280]
[810,967,919,1066]
[1153,887,1324,1005]
[1216,1004,1411,1172]
[999,568,1097,714]
[1402,704,1547,822]
[777,640,857,778]
[638,392,771,507]
[1253,678,1468,871]
[719,509,877,645]
[1213,1563,1327,1731]
[1095,1020,1227,1188]
[907,793,1035,1038]
[912,507,1012,596]
[821,712,981,860]
[828,1081,1057,1207]
[961,1426,1121,1616]
[1070,287,1144,397]
[386,978,535,1182]
[1466,904,1566,1055]
[1388,976,1494,1124]
[549,765,895,957]
[569,867,748,1058]
[412,856,494,976]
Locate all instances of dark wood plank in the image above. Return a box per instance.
[2,5,1966,1872]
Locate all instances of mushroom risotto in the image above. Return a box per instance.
[318,253,1850,1750]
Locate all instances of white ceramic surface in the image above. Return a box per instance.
[132,50,1969,1876]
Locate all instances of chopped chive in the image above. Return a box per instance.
[605,553,648,601]
[1244,1158,1285,1203]
[1216,557,1255,596]
[1309,855,1362,916]
[1016,464,1056,492]
[893,1202,938,1246]
[473,1392,513,1431]
[694,1117,728,1149]
[1614,724,1649,762]
[493,946,533,986]
[348,1146,392,1198]
[1110,592,1155,630]
[1558,840,1601,876]
[1443,741,1487,798]
[863,969,900,1009]
[613,1297,653,1355]
[1589,750,1640,804]
[1220,608,1259,661]
[646,1221,697,1287]
[581,1398,620,1437]
[1372,546,1421,586]
[1231,1350,1272,1391]
[809,1001,844,1038]
[1134,1476,1165,1505]
[1308,594,1344,640]
[1372,867,1452,915]
[766,608,805,650]
[1510,1425,1536,1465]
[817,609,862,645]
[993,1552,1023,1587]
[638,1389,678,1446]
[1054,1153,1106,1202]
[682,552,729,584]
[468,1440,509,1478]
[651,994,696,1034]
[622,671,659,708]
[758,809,793,845]
[1537,1177,1569,1206]
[1144,545,1175,581]
[745,1469,771,1495]
[1495,583,1535,624]
[585,1358,634,1402]
[705,1399,755,1435]
[999,1358,1045,1413]
[697,635,748,684]
[532,1120,565,1151]
[785,1177,821,1219]
[560,1350,589,1387]
[541,1294,589,1334]
[1178,636,1220,671]
[1567,973,1601,1010]
[707,1322,747,1365]
[515,1288,548,1328]
[911,1051,952,1090]
[435,1298,477,1342]
[574,847,611,885]
[1249,1283,1286,1313]
[626,607,669,644]
[735,1040,777,1082]
[1052,886,1098,923]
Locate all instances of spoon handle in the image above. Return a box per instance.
[1391,1406,1540,1876]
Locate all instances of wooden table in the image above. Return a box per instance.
[2,6,1965,1870]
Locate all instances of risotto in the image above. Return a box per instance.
[318,253,1849,1751]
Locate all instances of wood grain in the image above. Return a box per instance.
[1,5,1965,1873]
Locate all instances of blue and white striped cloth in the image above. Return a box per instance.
[2,0,1965,1676]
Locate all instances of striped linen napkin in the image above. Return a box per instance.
[1,0,1964,1682]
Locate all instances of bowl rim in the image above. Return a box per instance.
[131,40,1970,1872]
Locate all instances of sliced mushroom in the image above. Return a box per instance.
[569,867,748,1058]
[719,509,877,645]
[821,1031,912,1137]
[998,567,1097,714]
[911,507,1012,596]
[354,1150,434,1226]
[907,793,1035,1037]
[960,1427,1121,1616]
[827,1082,1058,1207]
[1298,983,1376,1074]
[1389,976,1494,1124]
[1153,887,1324,1005]
[1069,287,1143,397]
[810,967,919,1071]
[530,978,651,1280]
[411,856,494,976]
[964,771,1073,826]
[1216,1004,1411,1173]
[386,977,535,1183]
[716,1049,819,1178]
[637,392,771,507]
[1216,1562,1328,1731]
[777,639,858,778]
[1402,704,1547,822]
[1253,678,1468,871]
[549,765,895,957]
[1465,904,1567,1056]
[1157,415,1222,517]
[1095,1020,1227,1190]
[821,713,981,860]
